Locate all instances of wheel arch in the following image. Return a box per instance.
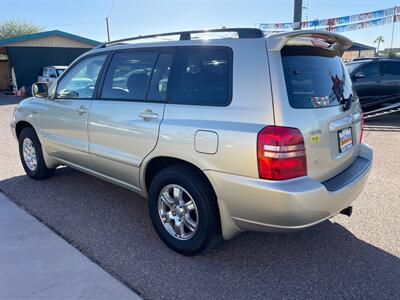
[15,120,35,139]
[143,156,214,195]
[141,155,241,240]
[15,120,58,169]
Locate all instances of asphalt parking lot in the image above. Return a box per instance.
[1,96,399,299]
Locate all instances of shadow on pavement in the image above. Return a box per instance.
[0,167,399,299]
[364,112,400,132]
[0,95,26,106]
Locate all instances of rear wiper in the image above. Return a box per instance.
[340,94,353,111]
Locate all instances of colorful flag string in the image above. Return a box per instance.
[259,6,399,33]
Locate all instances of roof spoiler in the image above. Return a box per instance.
[266,30,352,56]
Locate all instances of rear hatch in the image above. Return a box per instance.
[266,31,363,181]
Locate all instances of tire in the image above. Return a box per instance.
[18,127,55,180]
[148,165,221,255]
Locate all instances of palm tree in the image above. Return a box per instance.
[374,35,384,56]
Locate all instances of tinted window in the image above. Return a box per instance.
[355,63,380,77]
[48,68,57,78]
[168,48,231,106]
[101,51,158,100]
[56,55,106,99]
[382,62,400,75]
[147,52,173,101]
[346,62,363,74]
[282,46,354,109]
[56,68,65,76]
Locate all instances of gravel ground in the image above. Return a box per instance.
[1,96,399,299]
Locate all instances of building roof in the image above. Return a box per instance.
[0,30,100,47]
[347,42,376,51]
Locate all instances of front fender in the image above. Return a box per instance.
[11,97,58,169]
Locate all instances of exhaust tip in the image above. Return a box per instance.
[340,206,353,217]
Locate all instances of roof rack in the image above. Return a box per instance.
[94,28,264,49]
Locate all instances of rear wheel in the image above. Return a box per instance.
[148,165,221,255]
[18,127,54,180]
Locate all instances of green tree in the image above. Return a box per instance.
[0,19,43,40]
[373,35,384,56]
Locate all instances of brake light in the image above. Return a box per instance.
[257,126,307,180]
[360,112,364,143]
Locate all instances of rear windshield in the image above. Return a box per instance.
[282,46,353,109]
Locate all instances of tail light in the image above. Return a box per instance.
[257,126,307,180]
[359,112,364,143]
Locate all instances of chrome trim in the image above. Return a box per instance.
[263,144,304,152]
[263,150,306,158]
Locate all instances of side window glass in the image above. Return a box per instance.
[168,48,231,106]
[56,55,106,99]
[382,62,400,76]
[147,52,173,101]
[48,68,57,78]
[355,63,379,78]
[101,51,158,100]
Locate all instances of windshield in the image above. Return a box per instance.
[282,46,354,109]
[346,62,363,74]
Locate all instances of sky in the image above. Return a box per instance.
[1,0,400,49]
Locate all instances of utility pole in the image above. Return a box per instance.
[106,17,110,42]
[389,6,396,57]
[293,0,303,30]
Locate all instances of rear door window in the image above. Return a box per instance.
[147,51,173,101]
[382,61,400,76]
[168,47,231,106]
[101,51,158,100]
[282,46,354,109]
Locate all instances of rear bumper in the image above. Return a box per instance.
[206,143,373,240]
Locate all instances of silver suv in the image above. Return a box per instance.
[11,28,373,255]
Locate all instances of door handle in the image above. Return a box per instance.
[139,109,159,121]
[76,105,88,115]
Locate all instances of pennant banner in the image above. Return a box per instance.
[301,7,394,29]
[259,22,293,31]
[328,16,394,33]
[259,7,397,32]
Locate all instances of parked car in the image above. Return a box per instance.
[38,66,67,88]
[11,29,372,255]
[346,58,400,109]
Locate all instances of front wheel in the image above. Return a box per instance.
[18,127,54,180]
[148,165,221,255]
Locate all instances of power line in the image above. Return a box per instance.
[107,0,116,18]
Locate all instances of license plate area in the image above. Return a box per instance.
[338,127,353,153]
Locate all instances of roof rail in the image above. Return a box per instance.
[94,28,264,49]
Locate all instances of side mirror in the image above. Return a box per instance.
[32,82,48,98]
[352,73,364,80]
[49,73,57,78]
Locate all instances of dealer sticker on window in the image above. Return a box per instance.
[338,127,353,153]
